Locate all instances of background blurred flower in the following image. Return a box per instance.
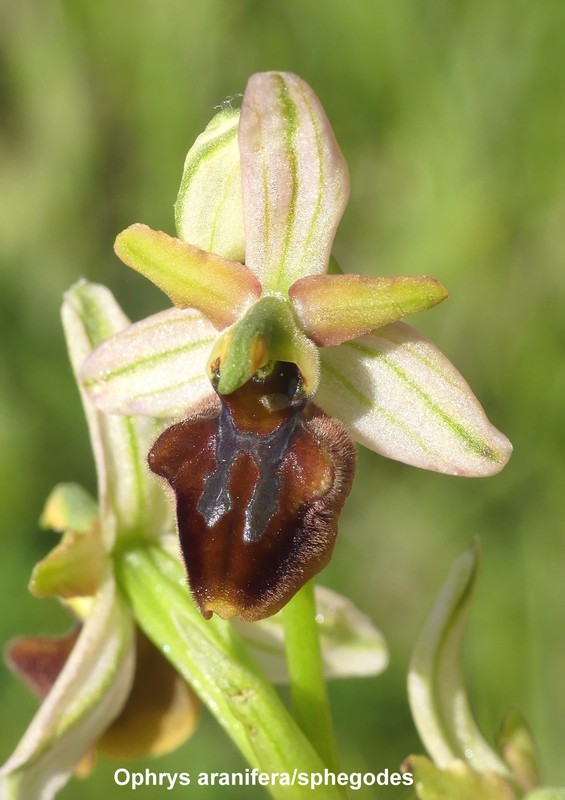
[0,283,198,800]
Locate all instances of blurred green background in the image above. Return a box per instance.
[1,0,564,797]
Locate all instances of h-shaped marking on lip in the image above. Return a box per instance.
[197,398,304,542]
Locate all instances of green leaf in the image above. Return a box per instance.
[114,224,260,328]
[289,274,448,346]
[317,321,512,477]
[234,585,388,683]
[117,545,346,799]
[240,72,349,292]
[0,578,135,800]
[81,306,217,418]
[407,541,511,777]
[405,755,517,800]
[175,107,245,262]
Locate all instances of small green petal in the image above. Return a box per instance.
[29,526,107,599]
[289,274,448,346]
[209,295,320,396]
[114,224,261,329]
[240,72,349,292]
[404,756,517,800]
[175,107,245,262]
[233,585,388,683]
[40,484,99,535]
[408,540,511,776]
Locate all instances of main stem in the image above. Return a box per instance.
[282,581,341,773]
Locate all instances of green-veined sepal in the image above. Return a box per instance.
[317,322,512,477]
[240,72,349,292]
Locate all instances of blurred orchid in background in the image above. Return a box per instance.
[0,283,198,799]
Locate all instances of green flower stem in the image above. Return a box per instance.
[116,545,345,800]
[282,581,341,776]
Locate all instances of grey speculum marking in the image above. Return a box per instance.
[197,400,302,543]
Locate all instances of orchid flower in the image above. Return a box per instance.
[81,71,511,621]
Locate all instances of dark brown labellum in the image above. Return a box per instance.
[149,362,355,621]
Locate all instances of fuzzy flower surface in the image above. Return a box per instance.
[81,71,511,620]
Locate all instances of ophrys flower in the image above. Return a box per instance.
[81,71,512,621]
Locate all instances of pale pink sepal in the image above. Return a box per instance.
[81,307,217,419]
[317,322,512,477]
[240,71,349,292]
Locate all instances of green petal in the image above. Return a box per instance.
[175,107,245,262]
[404,756,517,800]
[81,307,217,418]
[62,281,173,544]
[289,274,448,346]
[408,541,510,776]
[240,72,349,292]
[0,578,135,800]
[317,322,512,477]
[208,295,320,396]
[233,585,388,683]
[114,224,261,328]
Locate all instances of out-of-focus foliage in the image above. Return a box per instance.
[1,1,564,797]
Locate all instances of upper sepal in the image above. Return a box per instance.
[240,71,349,292]
[408,540,511,776]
